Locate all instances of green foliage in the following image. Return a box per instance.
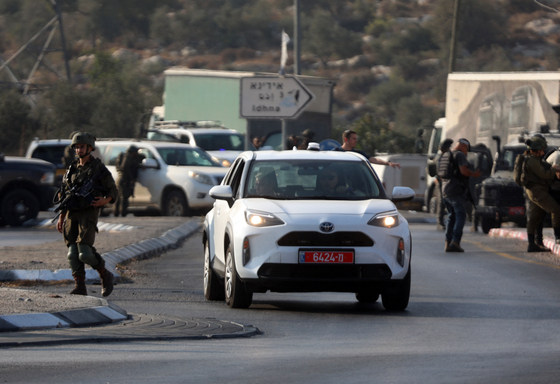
[367,78,415,121]
[88,52,122,87]
[304,11,362,64]
[393,94,439,137]
[427,0,508,55]
[39,81,97,138]
[0,91,33,154]
[350,113,416,154]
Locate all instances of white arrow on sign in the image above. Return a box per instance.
[240,76,314,119]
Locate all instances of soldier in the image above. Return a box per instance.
[522,135,560,252]
[61,131,80,169]
[114,145,145,217]
[56,132,118,296]
[298,129,316,150]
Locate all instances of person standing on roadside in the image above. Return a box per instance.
[441,138,481,252]
[522,135,560,252]
[114,145,145,217]
[61,131,80,169]
[336,130,401,168]
[433,139,454,230]
[56,132,117,297]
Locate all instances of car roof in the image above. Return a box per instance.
[246,150,367,162]
[149,128,241,135]
[96,139,198,149]
[29,139,71,146]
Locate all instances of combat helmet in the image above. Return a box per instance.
[526,135,548,151]
[71,132,96,150]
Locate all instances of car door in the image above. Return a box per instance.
[133,147,161,205]
[212,158,246,265]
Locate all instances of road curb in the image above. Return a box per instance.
[0,219,201,283]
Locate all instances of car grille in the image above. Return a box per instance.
[480,184,524,207]
[258,263,392,279]
[277,231,374,247]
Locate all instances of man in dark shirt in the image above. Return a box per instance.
[441,138,481,252]
[336,130,401,168]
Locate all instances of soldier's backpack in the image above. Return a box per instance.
[514,154,528,187]
[437,151,456,180]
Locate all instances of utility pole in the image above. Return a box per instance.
[448,0,461,73]
[294,0,301,76]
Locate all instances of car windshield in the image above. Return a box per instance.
[244,160,383,200]
[193,132,252,151]
[157,147,221,167]
[30,145,67,167]
[496,147,525,171]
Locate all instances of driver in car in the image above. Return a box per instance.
[317,167,351,196]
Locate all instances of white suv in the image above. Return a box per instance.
[146,122,255,167]
[96,140,227,216]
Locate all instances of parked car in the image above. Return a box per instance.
[25,138,71,186]
[95,139,227,216]
[203,150,414,310]
[146,121,255,167]
[0,153,56,226]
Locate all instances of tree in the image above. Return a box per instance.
[0,91,34,155]
[304,10,362,65]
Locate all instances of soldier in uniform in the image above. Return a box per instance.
[56,132,118,296]
[522,135,560,252]
[114,145,145,217]
[61,131,79,169]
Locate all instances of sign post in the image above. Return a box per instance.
[240,76,314,150]
[240,76,314,120]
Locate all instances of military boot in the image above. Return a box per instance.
[69,275,87,295]
[96,267,114,297]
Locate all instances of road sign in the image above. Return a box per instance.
[240,76,314,119]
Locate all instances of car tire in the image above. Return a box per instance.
[162,190,189,216]
[381,266,411,311]
[355,291,380,303]
[204,240,225,301]
[224,244,252,308]
[1,189,40,227]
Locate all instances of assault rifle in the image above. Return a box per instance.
[51,168,108,224]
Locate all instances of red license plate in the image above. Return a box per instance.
[299,250,354,264]
[508,207,525,216]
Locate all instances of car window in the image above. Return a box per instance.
[30,145,67,167]
[157,147,220,166]
[192,133,247,151]
[244,160,381,200]
[224,158,242,185]
[230,160,245,198]
[105,146,128,166]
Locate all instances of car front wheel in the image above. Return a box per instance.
[204,240,224,301]
[162,190,189,216]
[381,266,411,311]
[224,245,252,308]
[1,189,40,227]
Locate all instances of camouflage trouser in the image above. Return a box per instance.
[114,180,133,217]
[63,208,104,277]
[526,186,560,234]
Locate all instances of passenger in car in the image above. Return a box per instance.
[316,167,350,196]
[254,171,278,197]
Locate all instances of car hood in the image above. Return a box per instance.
[243,199,397,216]
[207,150,243,163]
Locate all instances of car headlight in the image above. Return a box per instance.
[40,172,55,185]
[245,209,285,227]
[367,211,399,228]
[188,171,214,185]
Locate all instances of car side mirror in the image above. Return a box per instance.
[141,158,159,169]
[391,186,415,203]
[209,185,234,206]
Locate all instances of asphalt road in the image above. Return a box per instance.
[2,221,560,383]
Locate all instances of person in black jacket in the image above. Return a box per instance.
[441,138,481,252]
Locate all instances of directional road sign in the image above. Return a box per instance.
[240,76,315,119]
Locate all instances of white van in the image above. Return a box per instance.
[370,153,427,211]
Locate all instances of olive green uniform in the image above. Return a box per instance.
[61,157,117,278]
[523,153,560,234]
[114,150,144,217]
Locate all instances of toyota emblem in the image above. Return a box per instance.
[319,222,334,232]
